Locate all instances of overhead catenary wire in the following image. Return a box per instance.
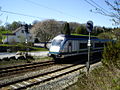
[0,8,47,20]
[89,0,110,13]
[24,0,81,20]
[84,0,111,15]
[84,0,98,9]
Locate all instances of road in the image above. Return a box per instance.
[0,51,49,59]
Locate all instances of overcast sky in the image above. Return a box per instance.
[0,0,117,28]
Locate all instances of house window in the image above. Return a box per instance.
[29,36,32,39]
[17,36,20,38]
[21,30,24,33]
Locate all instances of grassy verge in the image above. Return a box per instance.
[0,44,48,52]
[0,56,52,68]
[65,41,120,90]
[71,33,97,37]
[65,65,120,90]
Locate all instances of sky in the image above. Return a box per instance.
[0,0,118,28]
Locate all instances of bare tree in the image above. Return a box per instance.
[31,19,62,42]
[90,0,120,25]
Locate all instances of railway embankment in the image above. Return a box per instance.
[66,41,120,90]
[29,62,102,90]
[0,59,101,90]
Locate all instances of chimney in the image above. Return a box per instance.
[24,24,29,33]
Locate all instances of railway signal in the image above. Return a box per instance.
[86,20,93,73]
[86,21,93,33]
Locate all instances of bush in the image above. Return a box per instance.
[71,66,120,90]
[102,41,120,69]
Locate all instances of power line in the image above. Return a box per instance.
[89,0,110,14]
[24,0,81,20]
[0,8,46,20]
[84,0,98,9]
[84,0,110,15]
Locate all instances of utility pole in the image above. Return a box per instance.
[86,21,93,74]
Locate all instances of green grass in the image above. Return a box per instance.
[0,44,48,52]
[0,56,52,68]
[71,33,97,37]
[0,30,12,34]
[0,30,12,43]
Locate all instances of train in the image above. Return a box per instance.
[48,34,110,60]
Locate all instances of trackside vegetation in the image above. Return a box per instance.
[65,41,120,90]
[0,44,48,52]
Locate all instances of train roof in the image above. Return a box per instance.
[58,34,111,41]
[59,34,97,39]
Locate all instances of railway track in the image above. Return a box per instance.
[0,61,86,90]
[0,60,54,77]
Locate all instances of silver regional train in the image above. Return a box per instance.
[48,34,110,60]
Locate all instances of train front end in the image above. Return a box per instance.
[48,35,64,59]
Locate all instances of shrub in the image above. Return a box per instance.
[102,41,120,69]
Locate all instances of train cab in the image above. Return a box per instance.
[48,35,65,58]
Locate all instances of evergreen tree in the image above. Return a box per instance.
[64,22,70,35]
[75,26,82,34]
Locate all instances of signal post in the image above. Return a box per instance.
[86,21,93,74]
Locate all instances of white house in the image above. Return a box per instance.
[2,25,34,44]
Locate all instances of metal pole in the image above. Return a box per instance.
[87,32,91,73]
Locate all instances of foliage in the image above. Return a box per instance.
[64,22,71,35]
[0,27,12,43]
[69,22,80,33]
[75,26,81,34]
[66,37,120,90]
[75,25,86,34]
[67,66,120,90]
[5,21,22,31]
[74,24,112,36]
[31,19,62,42]
[102,41,120,69]
[91,0,120,25]
[0,44,48,52]
[97,32,114,39]
[112,28,120,40]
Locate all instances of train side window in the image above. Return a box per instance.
[68,42,72,52]
[95,43,104,47]
[79,43,87,49]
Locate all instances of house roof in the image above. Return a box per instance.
[2,25,31,36]
[2,27,23,36]
[12,26,24,34]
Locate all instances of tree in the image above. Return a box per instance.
[0,26,6,31]
[31,19,62,42]
[69,22,81,33]
[32,20,39,25]
[75,26,82,34]
[98,32,114,39]
[64,22,71,35]
[91,0,120,25]
[5,21,22,31]
[75,24,87,35]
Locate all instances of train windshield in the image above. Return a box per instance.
[52,39,63,46]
